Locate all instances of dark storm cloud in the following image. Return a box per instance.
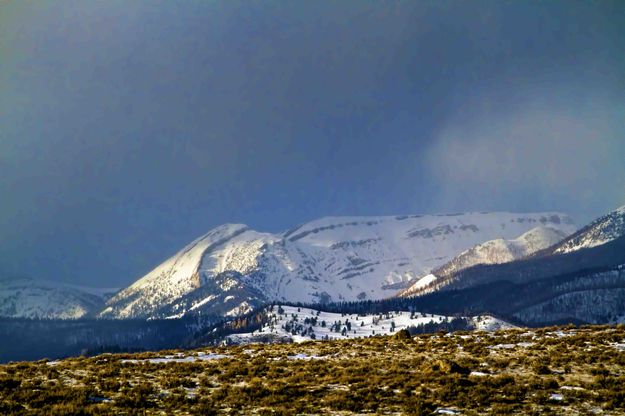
[1,1,624,286]
[425,81,625,221]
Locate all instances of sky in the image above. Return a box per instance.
[1,1,624,287]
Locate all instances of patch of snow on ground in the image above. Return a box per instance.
[549,330,576,338]
[122,352,228,364]
[435,408,460,415]
[489,342,534,350]
[612,341,625,351]
[287,353,325,360]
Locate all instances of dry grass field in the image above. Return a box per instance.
[2,325,625,415]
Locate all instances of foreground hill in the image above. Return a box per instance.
[2,325,624,415]
[226,305,516,344]
[100,212,574,319]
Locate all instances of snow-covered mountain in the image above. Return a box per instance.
[550,205,625,254]
[101,212,575,319]
[399,226,569,297]
[0,278,117,319]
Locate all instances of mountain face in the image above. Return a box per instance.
[100,212,575,319]
[400,226,569,297]
[404,205,625,304]
[549,205,625,254]
[0,278,116,319]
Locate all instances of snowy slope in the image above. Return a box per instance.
[102,212,575,319]
[0,278,116,319]
[100,224,266,318]
[399,226,569,297]
[226,305,517,344]
[552,205,625,254]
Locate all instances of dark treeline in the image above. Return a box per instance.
[407,317,473,334]
[187,309,272,346]
[0,315,216,363]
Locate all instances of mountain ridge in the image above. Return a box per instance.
[399,226,569,297]
[547,205,625,255]
[0,277,117,319]
[100,211,575,319]
[401,205,625,298]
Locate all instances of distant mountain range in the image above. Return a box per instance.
[0,278,116,319]
[3,205,625,327]
[99,211,574,319]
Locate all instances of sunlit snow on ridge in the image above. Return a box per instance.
[102,212,575,319]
